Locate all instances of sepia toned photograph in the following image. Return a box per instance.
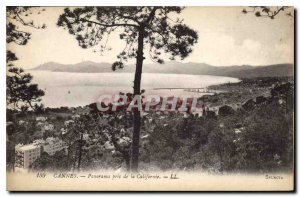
[6,6,294,191]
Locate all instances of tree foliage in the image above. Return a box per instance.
[242,6,293,19]
[57,7,198,65]
[6,59,45,110]
[7,7,46,45]
[6,7,45,111]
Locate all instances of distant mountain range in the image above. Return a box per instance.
[31,61,294,78]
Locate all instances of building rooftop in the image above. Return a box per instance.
[16,137,64,151]
[15,143,40,151]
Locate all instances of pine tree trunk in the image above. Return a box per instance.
[77,133,83,171]
[130,27,145,172]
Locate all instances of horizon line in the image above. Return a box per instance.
[27,60,294,70]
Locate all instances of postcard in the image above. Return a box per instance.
[6,6,294,191]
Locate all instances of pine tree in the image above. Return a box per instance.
[6,7,46,111]
[57,7,198,171]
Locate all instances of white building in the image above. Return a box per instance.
[42,137,67,156]
[36,116,47,122]
[15,143,42,169]
[14,137,68,169]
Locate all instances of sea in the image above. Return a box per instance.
[29,71,240,108]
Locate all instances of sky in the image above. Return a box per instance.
[7,7,294,69]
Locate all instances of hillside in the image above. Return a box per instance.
[224,64,294,78]
[31,61,294,78]
[33,61,112,73]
